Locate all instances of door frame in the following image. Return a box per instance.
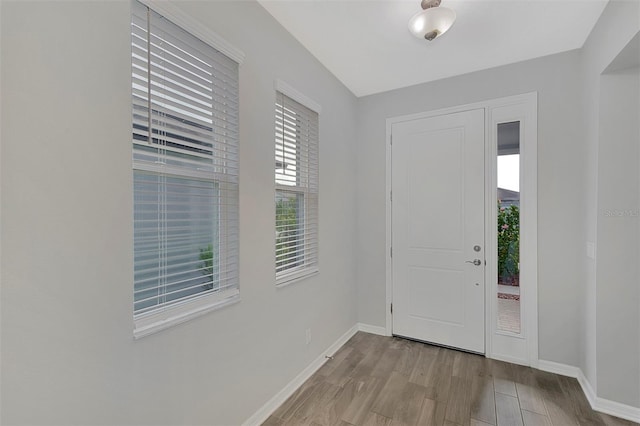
[385,92,538,367]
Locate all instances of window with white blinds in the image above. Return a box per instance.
[131,1,239,336]
[275,90,319,285]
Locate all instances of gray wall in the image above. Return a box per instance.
[356,50,586,366]
[581,0,640,407]
[595,69,639,408]
[0,1,358,424]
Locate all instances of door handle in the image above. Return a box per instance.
[465,259,482,266]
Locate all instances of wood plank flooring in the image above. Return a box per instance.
[263,332,638,426]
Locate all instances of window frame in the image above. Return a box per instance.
[274,80,321,287]
[132,0,243,339]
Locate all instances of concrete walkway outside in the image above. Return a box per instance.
[497,284,520,333]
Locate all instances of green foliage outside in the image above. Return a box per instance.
[199,244,215,290]
[498,203,520,284]
[276,196,300,271]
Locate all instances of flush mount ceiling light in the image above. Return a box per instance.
[408,0,456,41]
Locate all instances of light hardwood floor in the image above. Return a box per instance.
[263,332,638,426]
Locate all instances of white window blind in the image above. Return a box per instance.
[131,0,239,333]
[275,91,319,284]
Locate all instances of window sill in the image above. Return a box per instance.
[495,329,525,340]
[276,267,319,288]
[133,289,240,339]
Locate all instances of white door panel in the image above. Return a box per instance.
[392,109,485,353]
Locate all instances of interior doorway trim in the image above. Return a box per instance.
[385,92,538,367]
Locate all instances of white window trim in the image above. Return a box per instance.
[134,290,240,339]
[138,0,245,64]
[132,1,241,339]
[276,267,320,288]
[274,80,322,114]
[274,81,320,287]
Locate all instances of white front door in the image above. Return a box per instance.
[392,109,485,353]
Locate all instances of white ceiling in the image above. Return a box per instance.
[258,0,608,97]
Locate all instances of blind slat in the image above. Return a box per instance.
[274,91,319,282]
[132,1,239,317]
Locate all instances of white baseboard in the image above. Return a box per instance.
[242,324,359,426]
[357,323,389,336]
[575,368,598,409]
[539,359,640,423]
[537,359,582,377]
[592,391,640,423]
